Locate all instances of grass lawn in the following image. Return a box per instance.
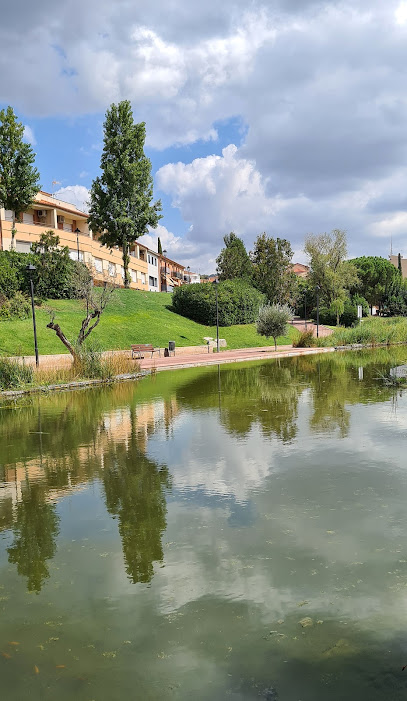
[0,289,299,356]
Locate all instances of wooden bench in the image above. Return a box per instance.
[131,344,161,359]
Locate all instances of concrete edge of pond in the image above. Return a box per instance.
[0,370,150,401]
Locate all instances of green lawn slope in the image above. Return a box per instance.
[0,289,299,356]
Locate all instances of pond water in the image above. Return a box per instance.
[1,349,407,700]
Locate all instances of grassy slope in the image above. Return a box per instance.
[0,289,299,356]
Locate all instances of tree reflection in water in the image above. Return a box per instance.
[102,409,171,584]
[7,482,59,593]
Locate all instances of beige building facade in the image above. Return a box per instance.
[0,191,186,291]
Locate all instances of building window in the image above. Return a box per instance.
[108,262,116,277]
[4,210,14,221]
[23,213,34,225]
[93,257,103,273]
[15,240,31,253]
[69,249,84,262]
[141,273,146,284]
[131,269,138,282]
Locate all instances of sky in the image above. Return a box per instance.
[2,0,407,273]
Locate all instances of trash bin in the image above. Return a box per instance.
[168,341,175,355]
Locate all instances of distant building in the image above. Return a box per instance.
[389,254,407,278]
[188,272,201,284]
[291,263,310,278]
[0,190,189,292]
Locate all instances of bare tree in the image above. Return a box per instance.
[47,281,115,359]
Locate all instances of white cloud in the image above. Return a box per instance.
[54,185,90,212]
[23,125,36,145]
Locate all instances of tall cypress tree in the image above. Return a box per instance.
[398,252,403,277]
[88,101,162,288]
[0,106,41,250]
[157,236,163,255]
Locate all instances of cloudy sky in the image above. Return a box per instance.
[3,0,407,272]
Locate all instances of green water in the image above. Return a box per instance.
[1,349,407,700]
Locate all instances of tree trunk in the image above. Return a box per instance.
[10,212,16,251]
[46,321,77,357]
[274,337,277,351]
[336,310,339,326]
[122,237,130,288]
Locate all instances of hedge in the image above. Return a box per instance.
[172,279,265,326]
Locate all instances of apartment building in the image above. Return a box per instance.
[161,255,187,292]
[0,191,187,291]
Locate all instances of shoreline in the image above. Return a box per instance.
[2,341,407,400]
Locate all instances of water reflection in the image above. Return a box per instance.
[1,349,407,700]
[7,482,59,593]
[102,408,170,584]
[1,348,406,594]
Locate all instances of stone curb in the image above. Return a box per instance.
[0,371,149,400]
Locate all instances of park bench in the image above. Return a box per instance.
[131,344,161,359]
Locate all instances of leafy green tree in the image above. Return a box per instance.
[250,233,296,303]
[88,101,162,288]
[256,303,293,350]
[0,106,40,250]
[7,483,59,593]
[304,229,358,308]
[216,232,252,282]
[350,256,400,313]
[330,298,345,326]
[31,231,76,299]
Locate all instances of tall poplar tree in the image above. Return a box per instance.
[88,101,162,287]
[0,106,40,250]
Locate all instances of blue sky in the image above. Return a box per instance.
[2,0,407,272]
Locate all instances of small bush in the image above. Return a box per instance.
[73,344,114,380]
[0,357,33,390]
[0,291,31,320]
[172,279,265,326]
[293,330,316,348]
[256,303,293,349]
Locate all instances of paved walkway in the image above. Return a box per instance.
[138,345,336,372]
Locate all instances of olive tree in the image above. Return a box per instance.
[256,303,293,350]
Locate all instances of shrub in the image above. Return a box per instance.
[0,254,19,298]
[0,291,31,320]
[0,357,33,390]
[73,344,113,380]
[172,279,265,326]
[256,303,293,350]
[293,330,316,348]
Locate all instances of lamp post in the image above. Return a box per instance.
[26,264,39,367]
[304,292,307,331]
[315,285,320,338]
[74,228,81,261]
[187,265,190,283]
[212,278,220,353]
[163,249,167,292]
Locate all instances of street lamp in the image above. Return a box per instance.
[187,265,190,283]
[212,278,220,353]
[74,228,81,261]
[26,264,39,367]
[163,249,167,292]
[315,285,320,338]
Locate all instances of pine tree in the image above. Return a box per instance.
[0,106,41,250]
[88,101,162,287]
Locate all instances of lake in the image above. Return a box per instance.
[1,348,407,700]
